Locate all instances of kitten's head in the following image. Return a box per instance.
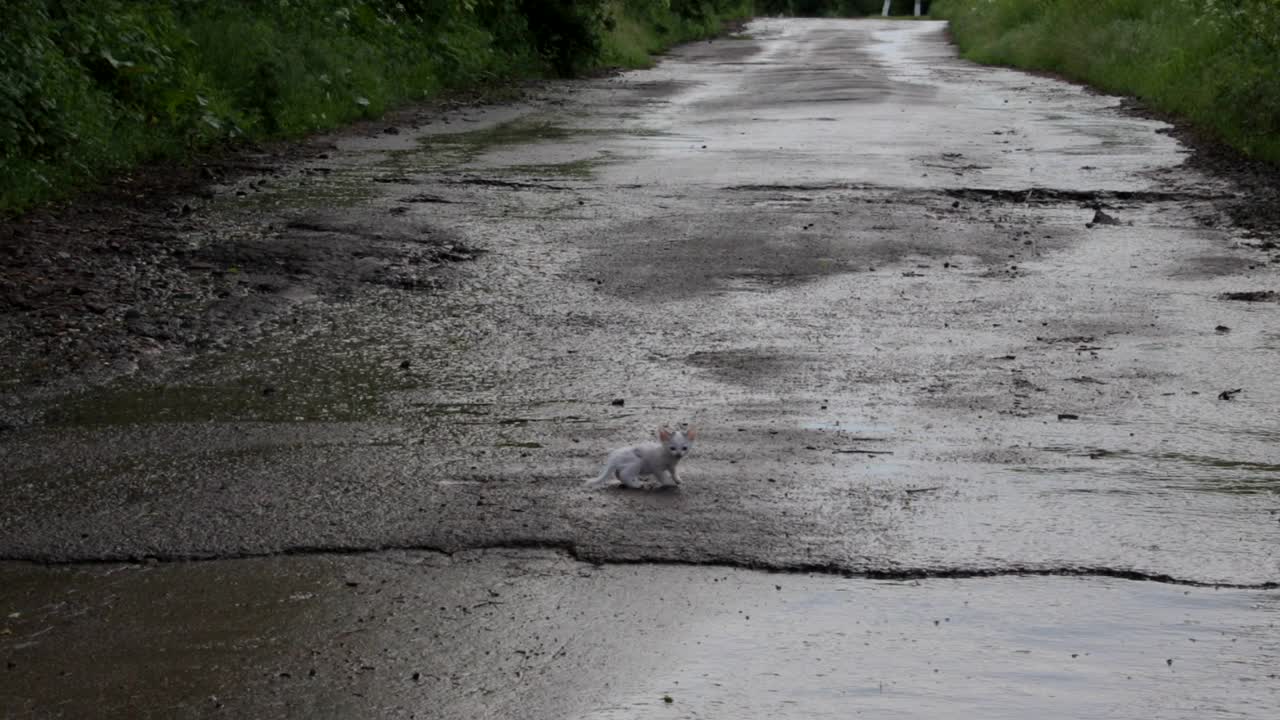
[658,426,696,459]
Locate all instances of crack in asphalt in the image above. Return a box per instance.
[6,542,1277,590]
[939,186,1235,204]
[723,182,1234,204]
[444,176,575,190]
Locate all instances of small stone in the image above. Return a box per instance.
[1090,208,1122,226]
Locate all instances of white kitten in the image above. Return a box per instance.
[585,427,697,489]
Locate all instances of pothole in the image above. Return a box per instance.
[1219,290,1278,302]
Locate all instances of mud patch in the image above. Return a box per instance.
[582,198,1076,299]
[684,348,831,387]
[200,209,479,292]
[1171,255,1256,278]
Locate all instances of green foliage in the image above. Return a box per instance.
[600,0,754,67]
[932,0,1280,164]
[3,0,752,215]
[1,0,206,205]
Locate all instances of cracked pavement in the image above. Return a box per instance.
[2,18,1279,719]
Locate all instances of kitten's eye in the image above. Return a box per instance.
[682,446,688,451]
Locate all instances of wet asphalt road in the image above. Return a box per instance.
[3,18,1279,718]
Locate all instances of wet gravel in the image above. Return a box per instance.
[0,99,504,394]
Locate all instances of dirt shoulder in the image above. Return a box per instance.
[0,90,522,402]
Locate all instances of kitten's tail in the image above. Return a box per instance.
[584,461,614,488]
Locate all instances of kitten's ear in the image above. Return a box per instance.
[686,427,697,441]
[658,427,672,441]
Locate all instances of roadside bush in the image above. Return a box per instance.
[932,0,1280,164]
[1,1,214,208]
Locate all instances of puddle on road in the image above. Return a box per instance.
[1,551,1276,720]
[421,118,585,154]
[494,156,608,179]
[45,374,386,426]
[44,342,403,427]
[37,302,490,427]
[400,119,620,167]
[235,165,382,211]
[386,117,664,180]
[224,117,634,212]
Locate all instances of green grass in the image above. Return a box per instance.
[932,0,1280,164]
[601,0,755,68]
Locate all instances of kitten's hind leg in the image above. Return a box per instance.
[617,463,644,489]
